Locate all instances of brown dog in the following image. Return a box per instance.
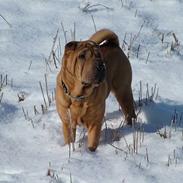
[56,29,136,151]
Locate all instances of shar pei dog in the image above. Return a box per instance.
[56,29,136,151]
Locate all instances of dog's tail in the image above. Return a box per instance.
[89,29,119,46]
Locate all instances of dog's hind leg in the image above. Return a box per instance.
[114,86,136,125]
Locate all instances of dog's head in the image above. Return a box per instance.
[61,41,106,100]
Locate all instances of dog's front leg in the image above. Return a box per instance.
[87,123,102,152]
[56,103,76,144]
[62,122,76,144]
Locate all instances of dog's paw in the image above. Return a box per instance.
[88,146,97,152]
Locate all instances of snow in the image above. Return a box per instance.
[0,0,183,182]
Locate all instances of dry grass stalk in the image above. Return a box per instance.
[28,60,32,71]
[0,74,2,89]
[34,105,39,115]
[0,74,8,90]
[78,128,86,148]
[91,15,97,32]
[30,119,35,128]
[5,74,7,85]
[70,22,76,41]
[138,81,142,106]
[52,50,58,69]
[146,51,150,64]
[69,172,73,183]
[45,58,52,73]
[122,134,130,152]
[67,108,75,159]
[58,37,62,57]
[135,9,138,17]
[120,0,124,7]
[0,92,3,103]
[161,33,164,43]
[109,143,128,154]
[0,14,12,28]
[145,83,150,104]
[39,81,48,110]
[44,74,51,106]
[61,22,67,44]
[128,23,144,52]
[81,3,112,12]
[146,148,149,164]
[41,104,46,114]
[48,28,59,62]
[22,107,27,120]
[172,33,179,45]
[51,91,55,102]
[122,33,127,51]
[137,44,140,58]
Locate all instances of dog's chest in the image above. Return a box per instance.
[70,101,88,125]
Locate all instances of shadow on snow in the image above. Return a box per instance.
[100,98,183,144]
[0,103,18,124]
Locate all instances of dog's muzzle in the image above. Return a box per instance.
[61,81,86,101]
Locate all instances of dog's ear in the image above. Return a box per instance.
[65,41,78,51]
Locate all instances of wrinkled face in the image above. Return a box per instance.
[61,41,106,99]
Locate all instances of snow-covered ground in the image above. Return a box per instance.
[0,0,183,182]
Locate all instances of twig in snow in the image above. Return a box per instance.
[137,44,140,58]
[120,0,124,8]
[39,81,47,111]
[0,92,3,103]
[52,50,58,69]
[34,105,39,115]
[48,28,59,62]
[81,3,113,12]
[0,14,12,28]
[28,60,32,71]
[44,74,51,106]
[41,104,46,114]
[67,109,75,162]
[91,15,97,32]
[69,172,73,183]
[134,9,138,17]
[128,22,144,51]
[61,22,67,44]
[108,143,128,154]
[161,33,164,43]
[67,109,75,152]
[70,22,76,41]
[122,33,127,50]
[45,58,52,73]
[58,37,62,57]
[172,32,179,45]
[146,148,150,164]
[146,51,150,64]
[22,107,27,120]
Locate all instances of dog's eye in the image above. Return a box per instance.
[78,52,86,60]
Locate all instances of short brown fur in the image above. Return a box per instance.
[56,29,136,151]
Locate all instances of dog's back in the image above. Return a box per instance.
[89,29,136,124]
